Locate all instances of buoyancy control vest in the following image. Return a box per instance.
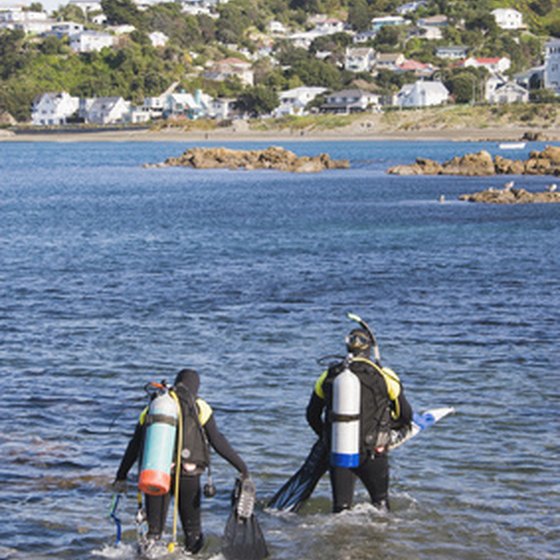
[321,358,400,455]
[173,384,210,474]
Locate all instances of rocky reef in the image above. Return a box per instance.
[459,186,560,204]
[388,146,560,177]
[147,146,349,173]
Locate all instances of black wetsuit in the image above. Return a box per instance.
[306,357,412,512]
[116,394,247,553]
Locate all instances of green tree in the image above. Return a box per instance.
[216,0,259,45]
[0,30,29,80]
[53,4,86,23]
[347,0,371,32]
[289,57,342,89]
[39,36,69,55]
[445,70,482,104]
[373,25,402,50]
[101,0,144,28]
[236,85,279,116]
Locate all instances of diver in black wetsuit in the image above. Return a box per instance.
[306,328,412,512]
[114,369,249,554]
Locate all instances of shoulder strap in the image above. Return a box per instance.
[351,357,402,400]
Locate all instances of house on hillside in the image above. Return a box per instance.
[321,89,380,113]
[436,46,469,60]
[371,16,407,33]
[31,92,80,126]
[70,30,114,52]
[397,1,427,15]
[463,56,511,74]
[274,86,327,117]
[485,77,529,104]
[416,15,448,40]
[47,22,84,39]
[0,7,54,33]
[312,17,345,35]
[375,52,406,71]
[80,97,131,124]
[164,90,213,119]
[396,80,449,107]
[149,31,168,47]
[204,58,254,86]
[397,59,435,78]
[544,39,560,94]
[344,47,376,73]
[491,8,523,30]
[68,0,103,13]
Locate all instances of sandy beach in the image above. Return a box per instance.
[2,123,559,144]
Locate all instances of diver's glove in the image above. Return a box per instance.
[112,478,128,494]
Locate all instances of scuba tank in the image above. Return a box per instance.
[330,365,361,468]
[138,390,178,496]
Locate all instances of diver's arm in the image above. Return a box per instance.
[204,415,249,476]
[115,422,143,480]
[306,392,324,437]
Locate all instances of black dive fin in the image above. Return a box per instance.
[266,438,329,512]
[222,478,268,560]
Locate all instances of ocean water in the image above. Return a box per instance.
[0,139,559,560]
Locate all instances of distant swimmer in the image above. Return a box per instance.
[546,183,557,192]
[439,194,446,203]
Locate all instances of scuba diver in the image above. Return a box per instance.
[113,368,250,555]
[306,324,413,512]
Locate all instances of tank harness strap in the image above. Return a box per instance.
[145,414,178,427]
[329,412,360,422]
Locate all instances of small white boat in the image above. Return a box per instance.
[498,142,526,150]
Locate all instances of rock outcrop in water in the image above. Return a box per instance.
[459,186,560,204]
[388,146,560,176]
[148,146,349,173]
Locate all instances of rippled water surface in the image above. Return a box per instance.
[1,140,559,560]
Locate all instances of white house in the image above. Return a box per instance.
[344,47,375,73]
[417,15,448,40]
[396,80,449,107]
[312,17,344,35]
[268,20,287,35]
[371,16,407,32]
[288,30,322,49]
[321,89,380,113]
[397,1,427,15]
[544,39,560,93]
[68,0,103,13]
[204,58,254,86]
[13,18,55,34]
[149,31,168,47]
[31,92,79,125]
[180,0,215,16]
[163,90,214,119]
[70,30,114,52]
[436,46,469,60]
[485,77,529,104]
[491,8,523,30]
[81,97,131,124]
[207,97,233,120]
[0,7,52,33]
[375,52,406,70]
[463,56,511,74]
[48,22,84,38]
[274,86,327,117]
